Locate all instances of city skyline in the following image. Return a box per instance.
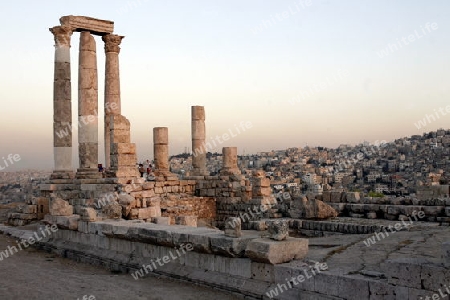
[0,0,449,170]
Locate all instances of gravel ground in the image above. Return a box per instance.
[0,216,241,300]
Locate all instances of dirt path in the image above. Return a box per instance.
[0,233,240,300]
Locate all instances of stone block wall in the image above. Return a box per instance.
[27,168,280,230]
[321,191,450,224]
[7,196,50,226]
[190,173,280,229]
[107,115,140,183]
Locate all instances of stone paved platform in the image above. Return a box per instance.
[1,221,449,299]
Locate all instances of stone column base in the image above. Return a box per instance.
[220,168,241,175]
[50,170,75,180]
[76,168,102,179]
[153,170,178,181]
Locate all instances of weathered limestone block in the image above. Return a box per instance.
[267,220,289,241]
[21,205,37,214]
[146,197,161,207]
[250,220,267,231]
[60,15,114,35]
[224,217,242,238]
[253,177,270,187]
[245,238,309,264]
[134,207,161,219]
[43,214,80,230]
[176,216,197,227]
[110,154,137,167]
[209,234,253,257]
[289,196,338,219]
[141,190,155,198]
[101,203,122,219]
[111,130,130,143]
[253,187,272,197]
[80,207,97,222]
[330,191,343,203]
[110,167,139,178]
[143,182,155,189]
[50,197,74,216]
[151,217,173,225]
[118,193,136,217]
[346,192,360,203]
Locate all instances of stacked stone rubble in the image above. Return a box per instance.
[7,197,49,226]
[107,115,139,182]
[119,179,214,225]
[192,168,281,229]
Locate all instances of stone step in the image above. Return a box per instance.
[299,220,381,234]
[327,202,447,222]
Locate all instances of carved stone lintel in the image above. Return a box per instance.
[49,25,73,47]
[102,34,124,53]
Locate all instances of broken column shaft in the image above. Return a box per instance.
[221,147,240,175]
[153,127,169,173]
[191,106,207,175]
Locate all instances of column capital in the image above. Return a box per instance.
[49,25,73,47]
[102,34,124,53]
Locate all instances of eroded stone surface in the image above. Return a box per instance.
[49,197,73,216]
[289,196,338,219]
[246,238,309,264]
[224,217,242,238]
[60,15,114,35]
[220,147,240,175]
[191,106,207,176]
[267,220,289,241]
[80,207,97,222]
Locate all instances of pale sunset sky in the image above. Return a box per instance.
[0,0,449,170]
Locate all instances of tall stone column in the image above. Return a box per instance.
[191,106,207,176]
[221,147,240,175]
[77,31,100,179]
[102,34,124,169]
[153,127,169,174]
[49,25,74,179]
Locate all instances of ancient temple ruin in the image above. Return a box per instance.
[49,16,137,182]
[4,15,450,300]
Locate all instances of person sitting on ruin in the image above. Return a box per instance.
[138,164,145,177]
[145,159,151,175]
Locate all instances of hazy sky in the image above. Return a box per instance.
[0,0,449,170]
